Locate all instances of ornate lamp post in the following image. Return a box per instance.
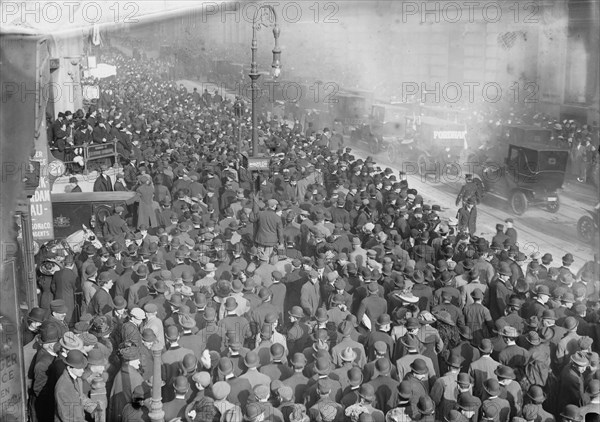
[249,5,281,157]
[148,343,165,422]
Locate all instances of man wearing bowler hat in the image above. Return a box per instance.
[557,351,589,411]
[555,253,576,280]
[218,356,253,408]
[487,261,514,321]
[538,253,553,281]
[42,299,69,337]
[430,354,464,416]
[162,375,190,421]
[482,378,510,422]
[195,307,225,353]
[286,306,310,356]
[540,309,567,364]
[364,314,394,362]
[50,254,78,327]
[523,284,551,320]
[31,324,61,421]
[220,296,252,347]
[366,357,399,413]
[127,265,149,310]
[23,307,45,345]
[356,281,388,335]
[55,350,98,422]
[556,316,582,368]
[468,338,500,398]
[498,326,529,374]
[456,196,477,236]
[524,385,554,421]
[89,272,115,316]
[93,163,113,192]
[495,365,522,417]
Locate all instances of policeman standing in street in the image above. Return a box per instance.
[455,174,481,206]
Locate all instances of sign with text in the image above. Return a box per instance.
[30,120,55,242]
[248,157,270,171]
[87,143,116,160]
[0,260,27,422]
[433,130,467,140]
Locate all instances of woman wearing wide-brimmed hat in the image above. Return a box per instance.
[38,260,61,310]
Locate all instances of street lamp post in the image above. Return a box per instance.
[148,344,165,422]
[249,5,281,157]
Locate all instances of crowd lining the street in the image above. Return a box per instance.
[28,47,600,422]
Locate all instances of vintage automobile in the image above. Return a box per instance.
[577,204,600,244]
[472,143,569,215]
[345,102,413,155]
[387,115,468,178]
[466,125,553,169]
[51,191,138,240]
[349,123,382,154]
[329,90,374,136]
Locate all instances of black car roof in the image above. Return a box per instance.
[504,124,552,131]
[509,142,570,152]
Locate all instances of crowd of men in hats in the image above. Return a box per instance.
[28,47,600,422]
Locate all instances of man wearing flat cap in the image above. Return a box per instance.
[120,307,145,348]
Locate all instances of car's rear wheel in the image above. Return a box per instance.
[577,215,596,243]
[510,191,528,215]
[547,198,560,213]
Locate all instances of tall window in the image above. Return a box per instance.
[565,0,598,104]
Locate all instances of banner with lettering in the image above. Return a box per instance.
[30,120,55,242]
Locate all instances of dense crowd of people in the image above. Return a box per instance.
[28,47,600,422]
